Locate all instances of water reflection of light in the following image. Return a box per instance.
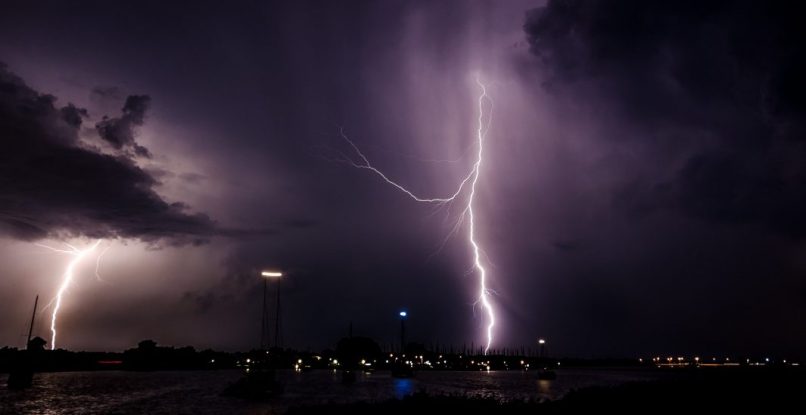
[393,378,414,399]
[537,379,553,396]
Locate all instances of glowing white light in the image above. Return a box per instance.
[399,311,407,317]
[261,271,283,278]
[340,76,496,353]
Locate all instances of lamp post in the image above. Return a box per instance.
[399,311,407,353]
[261,271,283,349]
[538,338,546,361]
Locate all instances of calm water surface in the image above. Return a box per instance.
[1,369,665,414]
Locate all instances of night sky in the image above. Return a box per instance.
[1,0,805,358]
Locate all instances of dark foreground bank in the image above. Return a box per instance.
[286,367,805,414]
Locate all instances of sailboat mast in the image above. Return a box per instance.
[26,295,38,348]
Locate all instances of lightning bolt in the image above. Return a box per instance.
[37,239,103,350]
[340,76,495,354]
[468,79,494,355]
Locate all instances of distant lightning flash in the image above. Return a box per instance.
[37,239,103,350]
[340,77,495,354]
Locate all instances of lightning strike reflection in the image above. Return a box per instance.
[341,76,496,353]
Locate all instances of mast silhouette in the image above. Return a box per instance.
[26,295,38,348]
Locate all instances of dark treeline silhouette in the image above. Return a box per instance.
[0,336,794,374]
[0,339,234,373]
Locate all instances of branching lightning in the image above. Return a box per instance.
[37,239,103,350]
[340,76,496,354]
[339,128,476,204]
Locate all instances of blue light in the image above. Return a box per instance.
[399,311,407,317]
[393,378,414,399]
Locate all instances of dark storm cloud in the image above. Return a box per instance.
[96,94,153,157]
[0,63,216,244]
[525,0,806,237]
[60,104,88,128]
[4,0,803,356]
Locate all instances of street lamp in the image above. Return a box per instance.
[260,270,283,349]
[399,310,407,353]
[538,338,546,360]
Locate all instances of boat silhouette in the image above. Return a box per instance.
[7,296,40,390]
